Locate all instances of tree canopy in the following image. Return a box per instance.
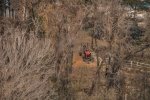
[123,0,141,9]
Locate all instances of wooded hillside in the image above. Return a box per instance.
[0,0,150,100]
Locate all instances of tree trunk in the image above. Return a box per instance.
[95,38,98,48]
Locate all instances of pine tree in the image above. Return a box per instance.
[0,0,5,16]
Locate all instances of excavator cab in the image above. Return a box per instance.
[84,49,91,58]
[79,43,94,62]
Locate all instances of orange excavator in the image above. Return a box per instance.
[79,43,94,62]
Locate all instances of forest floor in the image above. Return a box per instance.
[70,31,150,99]
[72,31,108,68]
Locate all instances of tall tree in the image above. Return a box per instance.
[0,0,5,16]
[123,0,140,9]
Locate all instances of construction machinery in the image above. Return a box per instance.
[79,43,94,62]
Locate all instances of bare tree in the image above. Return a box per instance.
[44,1,89,99]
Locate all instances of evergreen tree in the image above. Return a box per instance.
[123,0,140,9]
[0,0,5,16]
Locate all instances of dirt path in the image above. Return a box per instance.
[73,52,97,68]
[72,31,107,68]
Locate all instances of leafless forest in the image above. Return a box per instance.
[0,0,150,100]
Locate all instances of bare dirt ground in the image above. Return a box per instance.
[72,31,108,68]
[73,52,97,68]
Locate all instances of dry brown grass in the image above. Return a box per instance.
[0,27,56,99]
